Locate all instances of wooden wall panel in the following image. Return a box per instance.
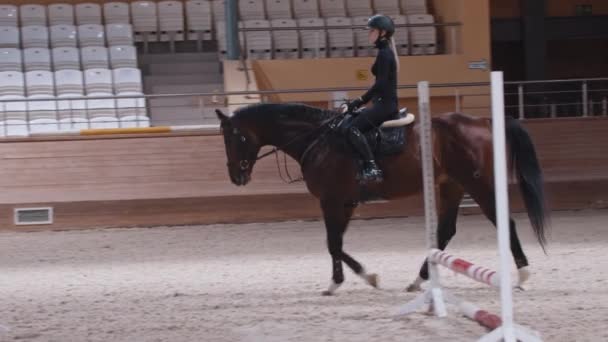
[0,117,607,230]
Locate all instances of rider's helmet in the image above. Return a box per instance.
[367,14,395,39]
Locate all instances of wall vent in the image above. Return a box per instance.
[14,207,54,225]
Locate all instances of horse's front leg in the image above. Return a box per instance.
[321,199,378,296]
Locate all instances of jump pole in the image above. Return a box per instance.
[396,72,542,342]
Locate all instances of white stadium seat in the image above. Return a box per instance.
[25,70,58,132]
[293,0,320,19]
[390,14,410,55]
[297,18,327,58]
[78,24,106,47]
[239,0,266,20]
[75,3,103,25]
[326,17,354,58]
[0,48,23,72]
[185,0,213,42]
[0,26,19,48]
[402,0,428,14]
[49,3,75,25]
[346,0,372,16]
[81,46,110,70]
[407,14,437,55]
[106,24,135,46]
[20,4,47,26]
[270,19,299,59]
[23,48,52,72]
[113,67,148,127]
[320,0,347,18]
[131,1,159,43]
[52,47,81,70]
[241,20,272,60]
[372,0,401,15]
[103,2,131,25]
[50,25,78,48]
[84,68,119,128]
[21,25,49,49]
[109,45,138,69]
[0,5,18,26]
[54,69,89,130]
[0,71,27,136]
[265,0,292,20]
[352,16,375,57]
[158,1,185,42]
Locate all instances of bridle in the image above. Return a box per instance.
[221,111,344,184]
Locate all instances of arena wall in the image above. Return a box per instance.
[1,117,607,231]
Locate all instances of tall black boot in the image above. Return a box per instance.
[347,127,383,183]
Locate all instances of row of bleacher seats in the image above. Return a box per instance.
[0,69,149,136]
[217,14,435,59]
[0,46,138,72]
[1,0,430,42]
[0,24,134,49]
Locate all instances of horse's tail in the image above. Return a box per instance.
[505,116,549,252]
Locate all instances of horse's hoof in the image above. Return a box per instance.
[365,273,379,288]
[322,290,334,296]
[514,285,525,292]
[406,284,422,292]
[518,267,531,288]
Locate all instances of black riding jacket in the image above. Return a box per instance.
[360,39,398,108]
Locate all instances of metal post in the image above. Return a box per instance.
[2,102,6,136]
[314,30,320,59]
[582,81,588,117]
[602,97,607,116]
[517,84,524,119]
[488,71,516,342]
[550,103,556,118]
[455,89,461,112]
[420,81,446,317]
[449,26,457,54]
[225,0,240,60]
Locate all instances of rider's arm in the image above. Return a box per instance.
[359,51,390,104]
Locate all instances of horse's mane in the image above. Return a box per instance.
[231,103,337,125]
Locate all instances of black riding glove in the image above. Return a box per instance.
[347,97,364,113]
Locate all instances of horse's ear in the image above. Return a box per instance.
[215,109,229,123]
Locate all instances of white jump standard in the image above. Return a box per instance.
[396,72,543,342]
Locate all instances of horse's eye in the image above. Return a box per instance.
[240,136,246,142]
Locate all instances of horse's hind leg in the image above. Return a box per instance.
[464,181,531,288]
[321,199,377,296]
[406,180,464,292]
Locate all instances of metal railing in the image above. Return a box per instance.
[2,77,607,137]
[504,78,608,119]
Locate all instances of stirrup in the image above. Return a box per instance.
[360,161,383,183]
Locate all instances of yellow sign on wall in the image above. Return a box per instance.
[356,70,369,81]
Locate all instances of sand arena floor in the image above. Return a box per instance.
[1,210,608,342]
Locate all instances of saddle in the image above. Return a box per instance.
[337,107,415,157]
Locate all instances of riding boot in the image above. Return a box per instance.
[347,127,383,183]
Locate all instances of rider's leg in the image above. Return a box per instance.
[345,106,387,183]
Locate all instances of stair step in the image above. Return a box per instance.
[151,83,224,94]
[148,62,221,75]
[148,95,226,108]
[138,52,219,64]
[145,73,223,86]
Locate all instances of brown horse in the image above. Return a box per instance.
[215,103,548,295]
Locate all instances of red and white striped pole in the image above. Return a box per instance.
[429,249,500,288]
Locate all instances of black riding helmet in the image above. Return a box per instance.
[367,14,395,39]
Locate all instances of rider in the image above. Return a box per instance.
[345,14,399,183]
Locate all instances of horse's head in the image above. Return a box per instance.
[216,109,261,186]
